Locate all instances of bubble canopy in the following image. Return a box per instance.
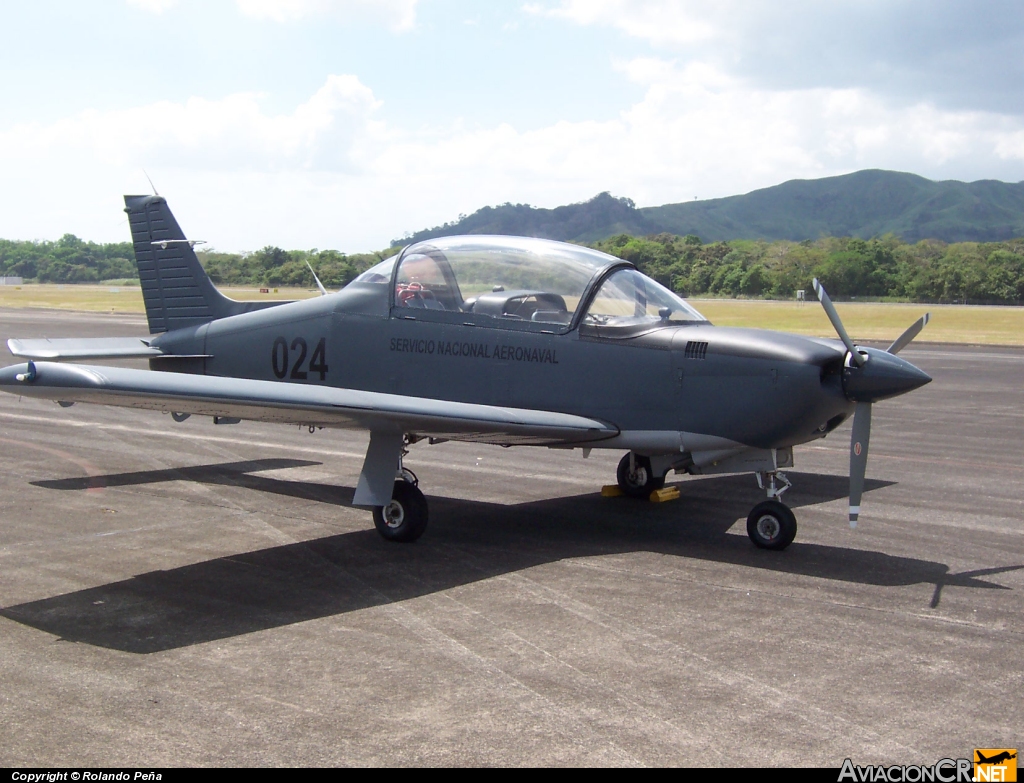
[353,235,707,332]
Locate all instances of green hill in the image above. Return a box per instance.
[397,170,1024,246]
[399,192,655,246]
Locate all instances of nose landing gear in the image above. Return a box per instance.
[748,471,796,550]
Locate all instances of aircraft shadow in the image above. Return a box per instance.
[4,462,1019,654]
[32,458,334,502]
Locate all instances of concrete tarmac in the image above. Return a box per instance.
[0,308,1021,766]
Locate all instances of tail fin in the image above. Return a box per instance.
[124,195,288,334]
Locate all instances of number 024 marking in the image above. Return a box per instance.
[271,337,329,381]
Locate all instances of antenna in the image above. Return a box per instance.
[306,261,329,296]
[142,169,160,196]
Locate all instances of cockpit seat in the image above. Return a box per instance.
[471,290,568,320]
[397,283,446,310]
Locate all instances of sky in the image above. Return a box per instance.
[1,0,1023,252]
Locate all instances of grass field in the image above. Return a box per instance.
[1,284,1021,345]
[0,284,317,312]
[692,299,1024,345]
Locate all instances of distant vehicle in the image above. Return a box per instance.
[1,195,931,549]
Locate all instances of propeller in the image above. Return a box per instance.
[848,401,871,528]
[811,279,931,527]
[886,313,931,355]
[812,278,865,367]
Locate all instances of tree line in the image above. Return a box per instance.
[0,234,389,289]
[591,233,1024,304]
[2,231,1023,304]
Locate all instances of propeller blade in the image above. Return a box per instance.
[306,261,329,296]
[812,278,865,367]
[886,313,931,355]
[849,401,872,528]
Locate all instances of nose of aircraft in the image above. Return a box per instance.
[842,347,931,403]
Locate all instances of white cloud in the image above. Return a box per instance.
[2,66,1023,252]
[235,0,419,30]
[524,2,1024,118]
[524,0,719,46]
[2,75,380,173]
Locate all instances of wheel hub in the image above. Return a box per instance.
[756,514,781,541]
[383,500,405,528]
[628,466,649,488]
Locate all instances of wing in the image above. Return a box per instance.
[0,361,617,446]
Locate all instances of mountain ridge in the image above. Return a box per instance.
[397,169,1024,246]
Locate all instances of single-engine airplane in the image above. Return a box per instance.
[0,195,932,549]
[975,752,1017,766]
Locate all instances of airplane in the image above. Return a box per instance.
[0,194,932,550]
[976,752,1017,766]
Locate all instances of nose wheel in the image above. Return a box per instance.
[746,500,797,550]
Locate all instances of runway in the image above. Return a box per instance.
[1,308,1021,766]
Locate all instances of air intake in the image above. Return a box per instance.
[684,341,708,360]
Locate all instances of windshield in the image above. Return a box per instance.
[584,268,707,330]
[351,255,397,284]
[394,236,619,326]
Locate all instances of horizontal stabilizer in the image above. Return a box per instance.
[0,362,619,446]
[8,337,164,361]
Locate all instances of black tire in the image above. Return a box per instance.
[373,480,429,543]
[746,500,797,550]
[616,453,666,499]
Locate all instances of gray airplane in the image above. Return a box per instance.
[0,195,932,550]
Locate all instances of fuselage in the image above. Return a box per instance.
[150,281,855,454]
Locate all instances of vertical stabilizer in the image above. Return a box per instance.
[124,195,288,334]
[125,195,234,333]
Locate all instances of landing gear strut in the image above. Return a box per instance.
[747,471,796,550]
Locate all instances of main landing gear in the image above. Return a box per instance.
[372,451,429,542]
[616,452,666,498]
[354,432,430,543]
[373,474,429,543]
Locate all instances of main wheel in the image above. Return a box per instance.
[373,480,429,543]
[616,453,666,499]
[746,500,797,550]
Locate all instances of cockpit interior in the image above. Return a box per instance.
[351,236,708,334]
